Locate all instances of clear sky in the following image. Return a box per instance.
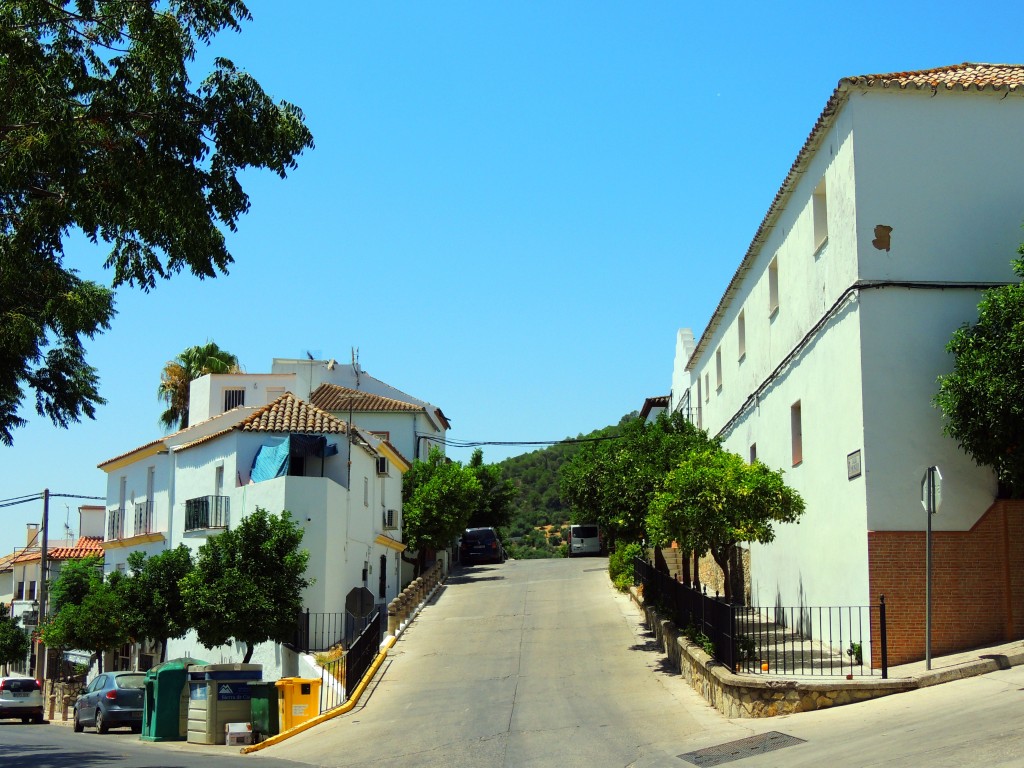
[3,1,1024,555]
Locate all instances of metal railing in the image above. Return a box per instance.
[634,557,889,678]
[107,507,125,540]
[318,610,382,714]
[184,495,229,531]
[133,500,154,536]
[293,611,345,654]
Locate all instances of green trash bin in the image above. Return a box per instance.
[141,657,209,742]
[248,681,280,742]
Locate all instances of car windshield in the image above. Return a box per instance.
[573,526,599,538]
[2,679,39,693]
[115,675,146,689]
[464,529,496,543]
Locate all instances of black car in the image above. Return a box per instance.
[460,527,504,565]
[73,671,145,734]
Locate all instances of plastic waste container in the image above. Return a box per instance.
[186,663,262,744]
[248,681,280,742]
[275,677,322,731]
[141,657,209,742]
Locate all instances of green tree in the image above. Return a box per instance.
[180,508,310,663]
[0,1,313,446]
[157,341,241,430]
[560,411,716,551]
[467,448,518,529]
[118,546,194,662]
[402,447,481,573]
[935,257,1024,497]
[39,556,128,672]
[0,604,30,673]
[647,448,804,601]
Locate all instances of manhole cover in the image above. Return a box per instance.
[678,731,806,766]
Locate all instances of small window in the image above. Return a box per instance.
[224,388,245,411]
[15,581,24,600]
[363,477,369,507]
[704,373,710,402]
[738,310,746,361]
[769,257,779,316]
[750,443,757,463]
[715,348,723,392]
[791,400,803,466]
[813,177,828,253]
[384,509,397,529]
[28,581,36,601]
[376,457,389,475]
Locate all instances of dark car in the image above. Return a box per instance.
[0,677,44,723]
[73,671,145,734]
[460,527,504,565]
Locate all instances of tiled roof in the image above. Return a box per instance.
[97,437,166,470]
[240,392,348,434]
[689,63,1024,370]
[13,536,103,564]
[310,383,422,414]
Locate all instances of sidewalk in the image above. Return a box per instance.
[885,638,1024,686]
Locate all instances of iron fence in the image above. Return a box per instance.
[634,557,888,678]
[317,611,382,714]
[133,500,154,536]
[293,611,345,654]
[184,495,229,531]
[107,507,124,540]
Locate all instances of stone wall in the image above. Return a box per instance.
[633,588,912,718]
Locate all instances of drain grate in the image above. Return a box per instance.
[678,731,806,766]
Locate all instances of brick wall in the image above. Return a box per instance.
[868,500,1024,667]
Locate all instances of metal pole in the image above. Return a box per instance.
[880,594,888,679]
[39,489,49,682]
[925,468,933,671]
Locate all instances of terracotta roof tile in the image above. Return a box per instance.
[689,63,1024,369]
[240,392,348,434]
[309,383,422,414]
[13,536,103,564]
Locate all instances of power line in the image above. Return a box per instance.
[425,435,623,449]
[0,491,105,509]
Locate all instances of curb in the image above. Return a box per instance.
[239,635,397,754]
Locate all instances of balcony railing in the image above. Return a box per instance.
[184,495,230,531]
[133,500,155,536]
[107,507,125,540]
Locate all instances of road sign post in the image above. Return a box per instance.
[920,466,942,670]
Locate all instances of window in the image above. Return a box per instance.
[750,443,757,463]
[384,509,397,529]
[813,177,828,253]
[704,373,710,402]
[363,477,369,507]
[791,401,803,466]
[28,581,36,601]
[15,581,24,600]
[376,457,389,475]
[738,310,746,360]
[715,348,723,391]
[224,388,245,411]
[768,257,779,316]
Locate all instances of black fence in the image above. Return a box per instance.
[634,557,888,678]
[293,611,345,654]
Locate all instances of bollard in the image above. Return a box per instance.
[388,599,399,635]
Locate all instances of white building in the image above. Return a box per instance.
[669,63,1024,665]
[98,392,408,677]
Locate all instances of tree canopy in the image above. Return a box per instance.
[936,257,1024,497]
[157,341,241,430]
[117,546,194,661]
[179,508,310,663]
[560,411,717,549]
[0,603,30,671]
[0,1,313,445]
[466,448,518,529]
[647,447,804,601]
[402,447,481,568]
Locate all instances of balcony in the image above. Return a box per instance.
[107,507,125,541]
[184,495,230,532]
[133,500,155,536]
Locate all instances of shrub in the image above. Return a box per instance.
[608,541,644,592]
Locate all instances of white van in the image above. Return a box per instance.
[568,524,602,557]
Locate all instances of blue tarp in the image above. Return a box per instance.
[250,437,290,483]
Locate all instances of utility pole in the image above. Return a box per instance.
[38,488,50,681]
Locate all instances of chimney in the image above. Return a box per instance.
[26,523,39,547]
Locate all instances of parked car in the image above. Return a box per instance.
[460,527,505,565]
[0,677,44,724]
[568,524,602,557]
[73,671,145,733]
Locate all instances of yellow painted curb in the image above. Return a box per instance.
[240,635,397,754]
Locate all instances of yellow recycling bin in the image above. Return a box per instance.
[275,678,322,731]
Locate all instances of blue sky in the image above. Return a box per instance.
[4,1,1024,554]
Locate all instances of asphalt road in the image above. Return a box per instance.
[257,556,728,767]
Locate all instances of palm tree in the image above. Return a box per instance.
[157,342,241,431]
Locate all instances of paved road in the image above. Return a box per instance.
[258,557,731,767]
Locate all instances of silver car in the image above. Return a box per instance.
[0,677,45,723]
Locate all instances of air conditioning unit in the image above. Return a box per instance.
[384,510,397,529]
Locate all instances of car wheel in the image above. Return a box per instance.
[21,716,31,724]
[96,709,109,734]
[32,713,44,724]
[131,724,142,734]
[73,710,83,732]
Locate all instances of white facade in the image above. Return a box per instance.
[99,394,407,678]
[669,70,1023,615]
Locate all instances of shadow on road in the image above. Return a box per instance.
[445,572,507,585]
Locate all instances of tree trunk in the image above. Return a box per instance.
[242,643,254,664]
[712,547,732,602]
[681,552,692,589]
[692,553,701,594]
